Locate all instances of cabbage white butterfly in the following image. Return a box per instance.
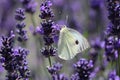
[58,25,90,60]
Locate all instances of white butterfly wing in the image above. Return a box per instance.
[67,28,90,51]
[58,27,89,60]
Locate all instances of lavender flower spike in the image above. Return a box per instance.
[105,0,120,76]
[15,8,26,21]
[72,58,94,80]
[13,47,30,79]
[0,34,30,79]
[39,0,59,58]
[39,0,54,19]
[0,35,17,80]
[15,8,28,42]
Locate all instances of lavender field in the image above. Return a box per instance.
[0,0,120,80]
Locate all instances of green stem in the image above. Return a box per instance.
[48,56,52,67]
[116,54,120,76]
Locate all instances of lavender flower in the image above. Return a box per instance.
[20,0,37,14]
[47,63,68,80]
[90,0,103,10]
[39,0,54,19]
[0,0,16,34]
[41,46,57,57]
[108,70,120,80]
[0,35,17,80]
[71,73,80,80]
[0,35,30,80]
[15,8,28,42]
[89,38,102,62]
[89,48,98,64]
[13,47,30,79]
[106,0,120,27]
[15,8,26,21]
[88,38,105,66]
[91,38,103,50]
[72,58,94,80]
[105,0,120,76]
[105,36,119,61]
[39,0,59,58]
[105,0,120,61]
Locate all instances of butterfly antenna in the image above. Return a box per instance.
[65,15,69,26]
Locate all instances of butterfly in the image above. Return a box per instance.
[58,25,90,60]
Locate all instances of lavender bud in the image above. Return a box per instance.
[15,8,25,21]
[39,0,54,19]
[41,46,56,57]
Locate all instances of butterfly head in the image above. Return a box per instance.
[60,25,68,32]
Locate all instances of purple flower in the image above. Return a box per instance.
[105,0,120,76]
[90,0,103,10]
[35,26,44,35]
[71,73,80,80]
[15,8,26,21]
[39,0,59,58]
[73,58,94,80]
[20,0,37,14]
[0,35,30,80]
[13,47,30,79]
[104,0,120,62]
[0,35,16,79]
[47,63,68,80]
[39,0,54,19]
[0,0,16,34]
[47,63,62,74]
[89,48,98,64]
[105,36,119,61]
[41,20,54,36]
[20,0,31,4]
[89,38,104,64]
[91,38,103,50]
[24,1,37,14]
[106,23,120,36]
[106,0,120,26]
[41,46,56,57]
[15,8,28,42]
[108,70,120,80]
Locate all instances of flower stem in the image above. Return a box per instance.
[116,54,120,76]
[48,56,52,67]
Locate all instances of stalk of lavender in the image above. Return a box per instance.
[71,58,94,80]
[15,8,28,43]
[105,0,120,76]
[38,0,58,67]
[0,33,30,80]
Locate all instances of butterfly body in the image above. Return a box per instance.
[58,26,89,60]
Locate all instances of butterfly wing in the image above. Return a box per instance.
[58,27,89,60]
[67,28,90,52]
